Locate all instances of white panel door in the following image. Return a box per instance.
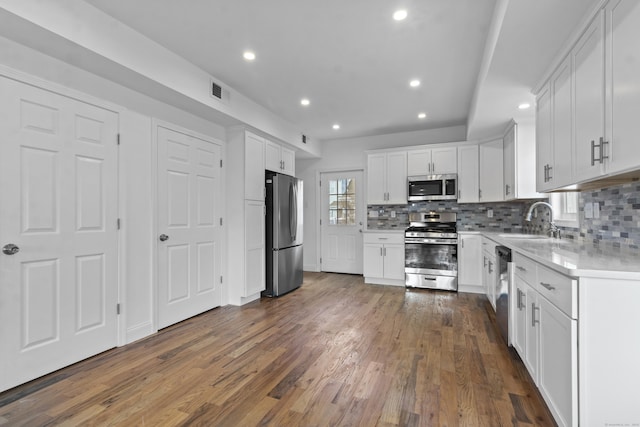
[157,125,222,329]
[321,171,363,274]
[0,77,118,392]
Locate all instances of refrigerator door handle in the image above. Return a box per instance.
[289,182,297,241]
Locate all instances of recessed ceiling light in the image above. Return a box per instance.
[300,98,310,106]
[332,124,340,130]
[409,79,421,88]
[393,10,408,21]
[418,113,427,119]
[518,103,531,110]
[243,51,256,61]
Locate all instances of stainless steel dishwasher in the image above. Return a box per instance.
[495,246,512,345]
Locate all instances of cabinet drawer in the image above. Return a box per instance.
[513,253,537,285]
[363,233,404,245]
[537,264,577,319]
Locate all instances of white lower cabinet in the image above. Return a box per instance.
[481,237,497,310]
[244,200,266,297]
[539,296,577,427]
[363,233,404,285]
[512,253,577,427]
[512,275,528,357]
[524,285,539,381]
[457,234,482,292]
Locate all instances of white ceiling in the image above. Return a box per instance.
[84,0,598,143]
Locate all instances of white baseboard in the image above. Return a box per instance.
[458,284,485,294]
[125,321,155,345]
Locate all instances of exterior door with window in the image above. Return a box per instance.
[320,171,363,274]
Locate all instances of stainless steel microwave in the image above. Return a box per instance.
[407,174,457,201]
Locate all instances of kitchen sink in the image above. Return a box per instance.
[498,233,550,240]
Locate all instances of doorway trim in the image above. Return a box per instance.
[314,167,365,273]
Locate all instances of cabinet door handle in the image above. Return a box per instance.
[383,247,387,256]
[591,138,609,166]
[380,247,383,257]
[516,266,526,272]
[505,184,510,196]
[547,165,553,180]
[599,137,609,164]
[540,282,556,291]
[458,190,461,199]
[532,303,539,327]
[488,261,493,274]
[516,289,521,309]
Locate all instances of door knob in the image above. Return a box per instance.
[159,234,169,242]
[2,243,20,255]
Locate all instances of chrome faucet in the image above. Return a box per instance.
[525,201,561,238]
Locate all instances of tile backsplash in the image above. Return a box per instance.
[560,179,640,250]
[367,201,531,233]
[367,179,640,252]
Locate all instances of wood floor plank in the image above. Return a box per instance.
[0,272,556,426]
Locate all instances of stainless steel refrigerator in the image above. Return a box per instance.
[263,171,303,297]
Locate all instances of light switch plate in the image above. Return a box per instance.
[585,202,593,219]
[593,201,600,219]
[487,209,493,218]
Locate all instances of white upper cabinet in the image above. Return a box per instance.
[407,146,457,176]
[550,56,574,189]
[604,0,640,174]
[244,132,266,201]
[536,82,554,192]
[503,121,542,200]
[366,151,407,204]
[536,55,574,192]
[265,139,295,176]
[572,13,605,183]
[457,144,479,203]
[536,0,640,190]
[479,139,504,202]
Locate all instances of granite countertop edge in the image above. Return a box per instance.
[460,231,640,280]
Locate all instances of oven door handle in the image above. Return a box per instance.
[404,238,458,245]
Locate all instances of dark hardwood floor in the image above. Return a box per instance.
[0,272,556,426]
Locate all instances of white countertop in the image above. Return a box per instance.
[363,229,404,234]
[460,231,640,280]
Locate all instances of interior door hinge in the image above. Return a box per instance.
[117,218,121,230]
[319,180,321,187]
[117,303,121,315]
[320,257,322,264]
[220,217,223,226]
[117,133,121,145]
[220,276,223,284]
[320,219,322,225]
[220,159,223,168]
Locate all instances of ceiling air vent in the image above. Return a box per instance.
[209,79,230,104]
[211,81,222,99]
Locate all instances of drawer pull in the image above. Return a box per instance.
[540,282,556,291]
[516,266,527,272]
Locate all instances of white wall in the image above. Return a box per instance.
[297,125,467,271]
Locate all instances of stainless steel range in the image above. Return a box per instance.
[405,212,458,291]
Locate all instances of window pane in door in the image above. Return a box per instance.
[328,178,356,226]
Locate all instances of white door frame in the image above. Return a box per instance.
[314,167,365,273]
[151,118,226,331]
